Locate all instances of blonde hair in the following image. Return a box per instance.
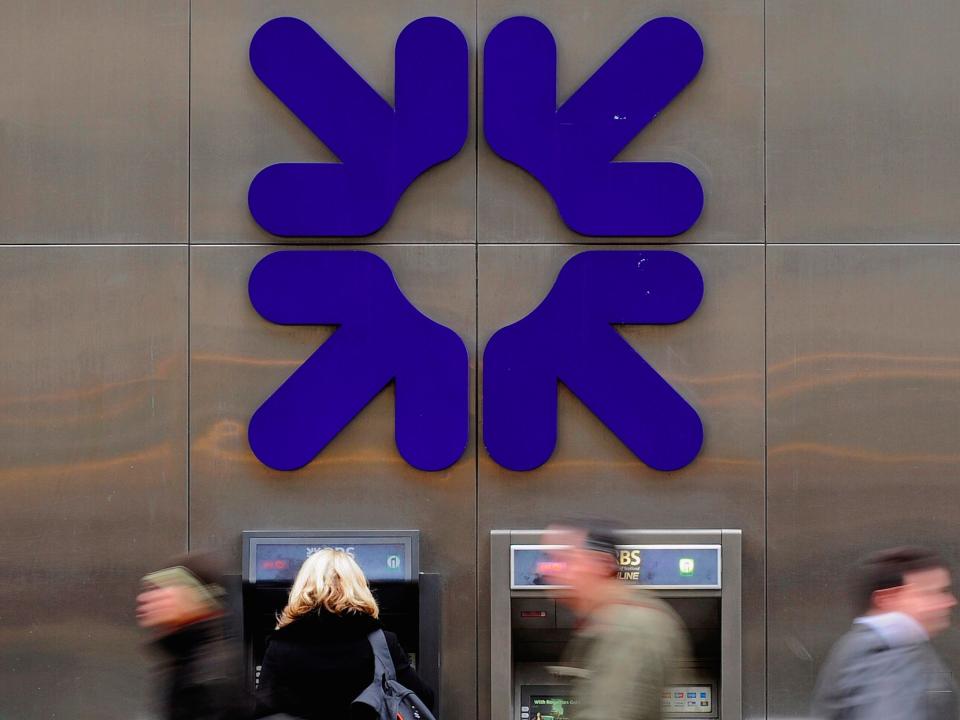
[276,548,379,628]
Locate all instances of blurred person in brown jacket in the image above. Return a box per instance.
[545,521,690,720]
[137,553,251,720]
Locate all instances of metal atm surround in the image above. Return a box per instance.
[241,530,441,704]
[490,529,742,720]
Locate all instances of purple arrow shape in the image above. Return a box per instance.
[248,251,468,471]
[483,251,704,471]
[484,17,704,236]
[248,17,468,236]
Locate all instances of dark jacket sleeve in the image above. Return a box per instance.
[172,682,247,720]
[171,648,253,720]
[384,631,436,713]
[253,640,280,719]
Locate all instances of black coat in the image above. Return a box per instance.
[152,618,251,720]
[254,609,435,720]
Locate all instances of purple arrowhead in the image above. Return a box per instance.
[483,251,704,471]
[484,17,704,236]
[248,17,468,236]
[248,251,468,471]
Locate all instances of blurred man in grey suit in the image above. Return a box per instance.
[812,547,957,720]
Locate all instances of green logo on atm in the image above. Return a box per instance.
[679,558,695,576]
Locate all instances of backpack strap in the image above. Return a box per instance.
[352,630,398,713]
[352,681,383,713]
[368,629,397,682]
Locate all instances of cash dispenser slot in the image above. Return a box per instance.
[491,529,741,720]
[241,530,441,707]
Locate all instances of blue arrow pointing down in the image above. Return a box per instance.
[248,17,468,237]
[484,17,704,236]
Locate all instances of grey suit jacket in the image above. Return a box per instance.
[811,623,957,720]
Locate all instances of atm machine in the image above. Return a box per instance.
[241,530,441,703]
[490,529,741,720]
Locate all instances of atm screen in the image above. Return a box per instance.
[244,534,415,583]
[254,542,409,582]
[529,695,577,719]
[512,545,721,589]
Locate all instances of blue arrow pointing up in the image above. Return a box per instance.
[248,17,468,237]
[248,251,468,471]
[483,251,704,471]
[484,17,704,236]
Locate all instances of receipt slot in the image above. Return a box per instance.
[241,530,441,703]
[490,529,741,720]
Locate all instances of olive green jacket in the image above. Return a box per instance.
[553,589,689,720]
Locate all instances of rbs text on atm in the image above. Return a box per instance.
[246,16,707,474]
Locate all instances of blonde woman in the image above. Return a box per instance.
[254,548,434,720]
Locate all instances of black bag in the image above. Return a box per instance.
[352,630,437,720]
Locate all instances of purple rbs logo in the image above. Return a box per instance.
[245,17,707,473]
[248,252,468,472]
[249,251,703,473]
[248,17,468,237]
[248,15,703,238]
[483,252,703,472]
[485,17,704,236]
